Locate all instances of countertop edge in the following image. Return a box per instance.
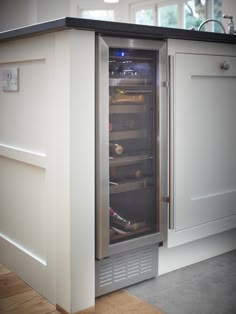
[0,17,236,44]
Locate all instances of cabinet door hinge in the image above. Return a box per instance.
[162,80,169,88]
[162,196,170,203]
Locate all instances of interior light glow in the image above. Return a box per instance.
[116,51,126,57]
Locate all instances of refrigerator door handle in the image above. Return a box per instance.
[168,55,175,230]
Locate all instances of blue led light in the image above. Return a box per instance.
[116,51,125,57]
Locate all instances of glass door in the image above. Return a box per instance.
[96,36,168,259]
[109,48,158,244]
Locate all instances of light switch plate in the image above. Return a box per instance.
[2,68,19,91]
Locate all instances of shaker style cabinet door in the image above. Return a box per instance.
[172,53,236,236]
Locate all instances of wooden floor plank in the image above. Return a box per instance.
[0,265,164,314]
[0,290,56,314]
[93,290,165,314]
[0,265,11,276]
[0,273,32,299]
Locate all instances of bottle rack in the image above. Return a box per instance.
[110,153,152,167]
[110,177,153,194]
[109,78,152,86]
[110,129,147,141]
[110,226,151,242]
[110,104,147,114]
[109,89,154,194]
[108,50,156,243]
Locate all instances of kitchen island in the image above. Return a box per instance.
[0,18,236,313]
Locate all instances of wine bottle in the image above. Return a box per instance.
[109,118,136,132]
[109,208,128,223]
[109,143,123,155]
[109,207,132,232]
[110,166,142,180]
[109,207,146,232]
[110,94,144,105]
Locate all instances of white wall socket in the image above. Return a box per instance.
[2,68,19,91]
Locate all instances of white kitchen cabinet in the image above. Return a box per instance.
[0,29,96,312]
[167,40,236,247]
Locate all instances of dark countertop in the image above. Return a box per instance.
[0,17,236,44]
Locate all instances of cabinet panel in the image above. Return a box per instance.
[174,53,236,232]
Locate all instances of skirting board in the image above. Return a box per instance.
[56,304,95,314]
[159,228,236,275]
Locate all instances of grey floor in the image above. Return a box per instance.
[126,250,236,314]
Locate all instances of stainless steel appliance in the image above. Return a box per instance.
[95,36,168,296]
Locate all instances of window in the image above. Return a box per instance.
[132,1,180,28]
[135,8,154,26]
[131,0,222,31]
[80,10,114,22]
[212,0,223,32]
[184,0,207,30]
[158,3,178,28]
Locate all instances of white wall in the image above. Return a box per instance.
[73,0,137,23]
[223,0,236,16]
[0,0,36,30]
[222,0,236,30]
[0,0,137,31]
[0,0,70,30]
[37,0,70,22]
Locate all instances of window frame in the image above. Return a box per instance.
[78,3,117,22]
[130,0,217,30]
[80,9,115,22]
[130,1,156,25]
[157,0,181,28]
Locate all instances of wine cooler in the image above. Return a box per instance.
[95,36,168,296]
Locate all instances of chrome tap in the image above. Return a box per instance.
[198,19,226,33]
[223,14,236,35]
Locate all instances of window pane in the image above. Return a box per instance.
[135,9,154,26]
[158,4,177,28]
[184,0,206,30]
[81,10,114,21]
[213,0,223,32]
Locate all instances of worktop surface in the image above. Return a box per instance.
[0,17,236,44]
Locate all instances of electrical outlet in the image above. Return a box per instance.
[2,68,19,91]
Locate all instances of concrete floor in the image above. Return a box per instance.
[126,249,236,314]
